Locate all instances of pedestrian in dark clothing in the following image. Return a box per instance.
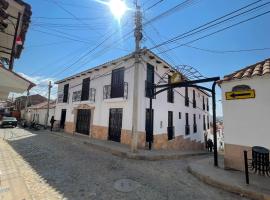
[207,139,214,152]
[50,116,55,132]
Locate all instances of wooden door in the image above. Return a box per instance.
[108,108,123,142]
[76,109,91,135]
[60,109,66,129]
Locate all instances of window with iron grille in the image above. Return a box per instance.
[167,75,174,103]
[185,87,189,107]
[63,84,69,103]
[193,114,197,133]
[203,96,206,110]
[193,90,196,108]
[168,111,174,140]
[203,115,206,130]
[185,113,190,135]
[145,63,154,98]
[81,78,90,101]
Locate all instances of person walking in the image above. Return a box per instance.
[207,139,214,152]
[50,116,55,132]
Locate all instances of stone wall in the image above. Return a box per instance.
[153,134,204,151]
[121,129,146,149]
[224,143,251,171]
[64,122,75,134]
[63,123,204,151]
[91,125,108,140]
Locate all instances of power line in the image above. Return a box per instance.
[158,9,270,54]
[144,0,164,11]
[30,28,97,44]
[49,0,102,35]
[144,0,199,26]
[184,45,270,54]
[149,0,266,50]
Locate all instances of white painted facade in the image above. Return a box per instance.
[221,75,270,149]
[22,102,55,126]
[55,50,210,145]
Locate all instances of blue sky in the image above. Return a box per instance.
[14,0,270,116]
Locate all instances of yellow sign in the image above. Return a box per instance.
[225,89,255,100]
[171,72,183,84]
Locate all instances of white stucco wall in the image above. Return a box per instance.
[221,75,270,149]
[55,53,210,142]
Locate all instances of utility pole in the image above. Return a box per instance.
[131,0,142,152]
[45,81,52,129]
[23,90,29,120]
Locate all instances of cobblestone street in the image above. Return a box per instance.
[0,128,249,200]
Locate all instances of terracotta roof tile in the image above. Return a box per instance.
[220,58,270,83]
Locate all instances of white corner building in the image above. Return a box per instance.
[220,58,270,170]
[55,49,210,150]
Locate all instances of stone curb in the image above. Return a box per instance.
[187,165,270,200]
[51,131,209,161]
[83,140,209,161]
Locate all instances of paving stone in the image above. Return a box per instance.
[0,128,250,200]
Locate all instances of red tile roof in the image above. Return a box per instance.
[220,58,270,83]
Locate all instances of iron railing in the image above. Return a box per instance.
[103,82,128,99]
[72,90,81,102]
[72,88,96,102]
[57,93,69,103]
[89,88,96,102]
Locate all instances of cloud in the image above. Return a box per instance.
[9,73,58,100]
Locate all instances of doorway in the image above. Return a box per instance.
[108,108,123,142]
[60,109,66,129]
[76,109,91,135]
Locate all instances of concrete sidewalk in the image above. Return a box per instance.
[188,157,270,200]
[50,131,209,160]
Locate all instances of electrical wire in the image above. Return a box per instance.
[183,45,270,54]
[158,9,270,54]
[149,0,267,50]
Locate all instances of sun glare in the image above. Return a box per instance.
[108,0,127,20]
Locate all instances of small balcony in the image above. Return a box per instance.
[72,88,96,103]
[167,126,175,140]
[57,93,69,103]
[72,90,81,102]
[103,82,128,100]
[185,125,190,135]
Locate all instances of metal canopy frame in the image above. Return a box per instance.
[148,77,220,167]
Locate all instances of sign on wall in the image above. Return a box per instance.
[225,89,255,100]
